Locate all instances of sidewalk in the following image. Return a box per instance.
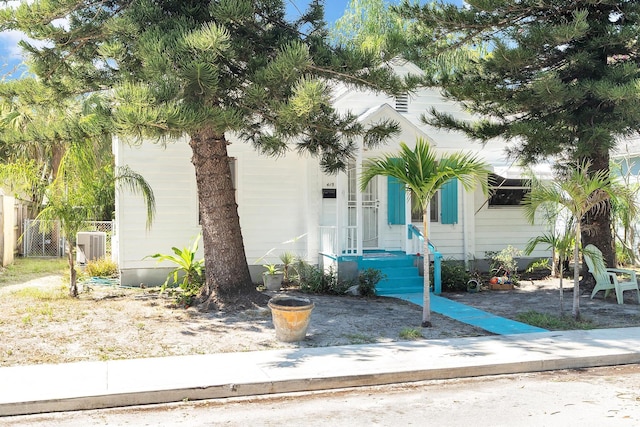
[2,327,640,417]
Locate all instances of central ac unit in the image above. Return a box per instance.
[76,231,107,264]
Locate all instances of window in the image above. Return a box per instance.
[488,174,529,207]
[411,191,439,222]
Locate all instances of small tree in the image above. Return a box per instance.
[38,145,154,297]
[523,161,613,319]
[525,227,574,316]
[361,138,490,326]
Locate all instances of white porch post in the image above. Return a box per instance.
[336,162,346,257]
[356,143,364,256]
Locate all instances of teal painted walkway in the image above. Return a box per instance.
[390,292,549,335]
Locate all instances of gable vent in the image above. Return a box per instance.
[395,93,409,113]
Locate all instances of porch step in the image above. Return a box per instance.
[376,276,424,296]
[358,255,416,269]
[355,252,424,296]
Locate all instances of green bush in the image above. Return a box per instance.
[297,262,357,295]
[431,259,470,292]
[85,258,119,278]
[486,245,522,285]
[615,241,635,267]
[357,268,384,297]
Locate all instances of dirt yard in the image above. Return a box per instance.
[1,274,639,368]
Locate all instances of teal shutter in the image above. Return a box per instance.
[440,179,458,224]
[387,175,406,225]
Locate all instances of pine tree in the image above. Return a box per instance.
[396,0,640,268]
[0,1,403,310]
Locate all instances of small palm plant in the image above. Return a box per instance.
[147,235,204,306]
[279,251,296,283]
[525,227,574,315]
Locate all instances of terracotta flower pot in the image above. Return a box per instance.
[268,296,314,342]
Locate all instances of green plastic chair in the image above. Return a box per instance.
[584,244,640,305]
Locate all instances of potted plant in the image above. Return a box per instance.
[262,263,284,291]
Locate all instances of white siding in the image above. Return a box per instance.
[116,136,322,285]
[115,137,200,285]
[473,190,551,260]
[230,146,314,265]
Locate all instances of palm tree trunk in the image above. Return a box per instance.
[68,241,78,297]
[572,229,581,320]
[559,263,564,316]
[422,209,432,327]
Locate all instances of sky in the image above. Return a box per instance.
[0,0,463,79]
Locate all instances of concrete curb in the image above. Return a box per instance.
[2,327,640,416]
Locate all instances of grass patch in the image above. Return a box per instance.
[516,310,594,330]
[11,285,68,301]
[399,327,423,340]
[0,258,67,287]
[342,333,377,344]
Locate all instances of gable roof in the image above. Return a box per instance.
[356,103,434,146]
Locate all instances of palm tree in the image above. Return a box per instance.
[38,144,155,297]
[523,161,613,320]
[524,226,574,316]
[361,138,490,327]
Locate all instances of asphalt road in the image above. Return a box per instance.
[4,365,640,426]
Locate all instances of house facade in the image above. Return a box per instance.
[113,60,551,287]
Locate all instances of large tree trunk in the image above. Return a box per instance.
[189,127,267,311]
[580,150,614,288]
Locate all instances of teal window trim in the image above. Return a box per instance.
[440,179,458,224]
[387,175,406,225]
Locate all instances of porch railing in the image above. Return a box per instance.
[319,226,338,261]
[408,224,443,295]
[319,225,358,260]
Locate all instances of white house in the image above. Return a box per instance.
[112,60,551,287]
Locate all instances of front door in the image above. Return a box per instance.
[347,162,379,249]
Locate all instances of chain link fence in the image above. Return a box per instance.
[23,220,114,258]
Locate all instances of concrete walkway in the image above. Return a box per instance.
[391,293,549,335]
[2,327,640,417]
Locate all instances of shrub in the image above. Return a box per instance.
[297,262,353,295]
[85,257,119,278]
[432,259,470,292]
[357,268,384,297]
[486,245,522,285]
[615,241,634,267]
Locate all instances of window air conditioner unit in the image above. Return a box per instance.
[76,231,107,264]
